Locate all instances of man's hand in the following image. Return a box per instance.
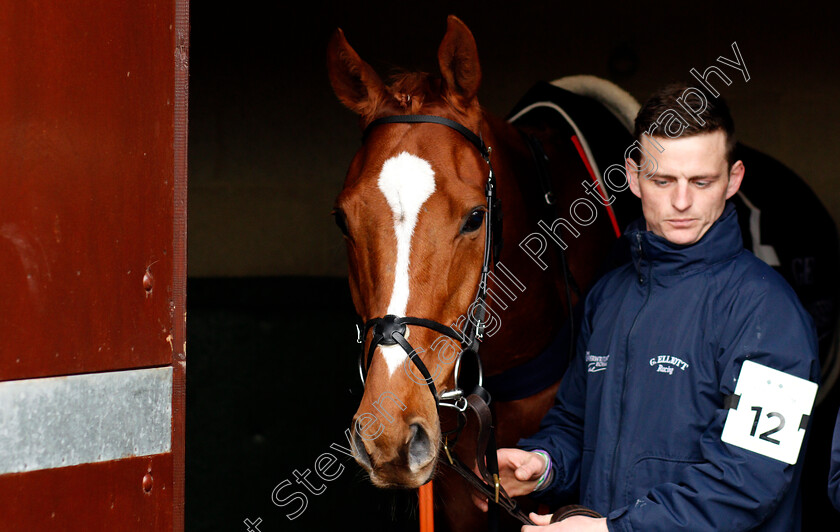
[522,512,608,531]
[472,448,548,512]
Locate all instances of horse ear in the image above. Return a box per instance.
[327,28,387,118]
[437,15,481,108]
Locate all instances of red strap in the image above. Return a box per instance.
[570,135,622,238]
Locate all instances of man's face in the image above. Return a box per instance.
[627,131,744,246]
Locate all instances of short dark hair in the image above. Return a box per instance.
[633,81,736,166]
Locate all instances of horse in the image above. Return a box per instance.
[327,15,638,530]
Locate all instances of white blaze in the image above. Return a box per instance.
[377,152,436,375]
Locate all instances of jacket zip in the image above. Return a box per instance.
[608,232,652,510]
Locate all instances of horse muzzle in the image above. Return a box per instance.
[350,417,439,488]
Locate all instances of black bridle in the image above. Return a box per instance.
[356,115,533,527]
[357,114,500,410]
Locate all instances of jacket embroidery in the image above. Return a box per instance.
[586,351,609,373]
[649,354,690,375]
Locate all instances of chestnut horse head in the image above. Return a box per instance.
[328,16,499,488]
[327,16,623,498]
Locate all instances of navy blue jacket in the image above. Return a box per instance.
[519,203,819,531]
[829,410,840,511]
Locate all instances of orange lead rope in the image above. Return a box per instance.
[419,481,434,532]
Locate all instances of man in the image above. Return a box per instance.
[477,84,820,531]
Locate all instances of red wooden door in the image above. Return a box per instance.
[0,2,188,530]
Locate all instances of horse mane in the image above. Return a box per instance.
[378,71,444,115]
[387,71,433,94]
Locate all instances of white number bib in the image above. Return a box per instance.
[721,360,817,464]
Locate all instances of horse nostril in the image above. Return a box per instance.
[407,423,433,471]
[351,427,372,470]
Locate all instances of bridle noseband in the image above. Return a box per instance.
[358,315,480,410]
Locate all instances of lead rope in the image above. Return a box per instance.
[439,391,534,526]
[419,482,434,532]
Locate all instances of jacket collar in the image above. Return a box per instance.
[626,202,743,278]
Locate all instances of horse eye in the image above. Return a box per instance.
[332,209,349,236]
[460,208,485,234]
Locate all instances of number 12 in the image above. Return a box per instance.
[750,406,784,445]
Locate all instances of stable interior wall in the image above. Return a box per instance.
[188,2,840,278]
